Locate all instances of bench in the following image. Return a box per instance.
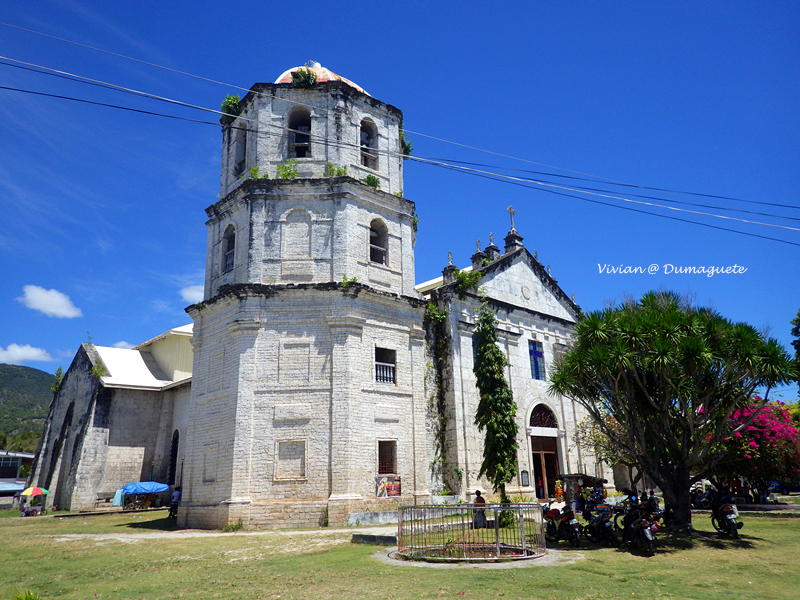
[95,492,116,507]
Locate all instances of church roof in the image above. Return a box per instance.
[94,346,174,390]
[274,61,369,96]
[135,323,193,350]
[90,324,194,390]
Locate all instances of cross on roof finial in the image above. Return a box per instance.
[507,206,516,230]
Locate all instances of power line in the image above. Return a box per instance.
[418,156,800,212]
[0,85,220,125]
[408,156,800,233]
[2,20,792,216]
[425,160,800,249]
[1,54,797,246]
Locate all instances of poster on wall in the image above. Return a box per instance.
[376,475,401,497]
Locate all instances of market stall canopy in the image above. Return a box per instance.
[119,482,169,495]
[0,482,25,494]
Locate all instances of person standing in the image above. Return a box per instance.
[472,490,487,529]
[169,486,182,519]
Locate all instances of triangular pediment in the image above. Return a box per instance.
[475,248,580,323]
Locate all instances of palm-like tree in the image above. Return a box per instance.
[549,291,794,529]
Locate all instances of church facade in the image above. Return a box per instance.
[28,64,603,528]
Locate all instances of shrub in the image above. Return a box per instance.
[220,94,240,125]
[276,159,298,180]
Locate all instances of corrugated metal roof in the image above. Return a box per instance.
[95,346,174,391]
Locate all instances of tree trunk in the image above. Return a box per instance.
[659,466,693,531]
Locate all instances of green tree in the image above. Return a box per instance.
[549,291,794,530]
[473,303,518,503]
[790,309,800,360]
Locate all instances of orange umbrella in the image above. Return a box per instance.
[21,487,49,496]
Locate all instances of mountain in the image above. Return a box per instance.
[0,364,55,441]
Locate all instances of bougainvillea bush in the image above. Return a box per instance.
[717,398,800,484]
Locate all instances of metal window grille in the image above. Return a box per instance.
[375,362,396,384]
[224,250,234,272]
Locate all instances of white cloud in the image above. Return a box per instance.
[0,343,53,364]
[180,285,204,303]
[17,285,83,318]
[113,341,136,349]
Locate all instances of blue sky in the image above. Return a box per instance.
[1,1,797,400]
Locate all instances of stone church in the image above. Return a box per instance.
[28,63,602,528]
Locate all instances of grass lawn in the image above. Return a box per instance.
[1,509,798,600]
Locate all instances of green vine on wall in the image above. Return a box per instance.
[424,303,448,325]
[399,125,413,158]
[453,268,483,299]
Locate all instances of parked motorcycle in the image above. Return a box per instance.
[543,504,581,547]
[630,512,659,554]
[582,505,618,546]
[615,489,660,552]
[709,490,742,538]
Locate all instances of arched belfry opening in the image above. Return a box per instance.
[360,118,378,170]
[288,107,311,158]
[529,404,559,500]
[232,123,247,177]
[222,225,235,273]
[369,219,388,265]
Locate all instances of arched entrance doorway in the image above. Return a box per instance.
[529,404,559,500]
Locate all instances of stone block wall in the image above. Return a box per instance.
[184,283,428,529]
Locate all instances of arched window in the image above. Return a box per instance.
[369,219,388,265]
[232,122,247,176]
[288,107,311,158]
[222,225,235,273]
[360,118,378,170]
[167,430,180,485]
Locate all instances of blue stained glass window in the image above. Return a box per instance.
[529,340,545,380]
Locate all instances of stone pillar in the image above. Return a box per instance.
[408,323,430,504]
[326,315,366,522]
[225,317,261,514]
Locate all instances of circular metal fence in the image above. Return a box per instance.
[397,502,545,561]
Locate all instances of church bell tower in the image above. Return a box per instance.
[182,63,430,530]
